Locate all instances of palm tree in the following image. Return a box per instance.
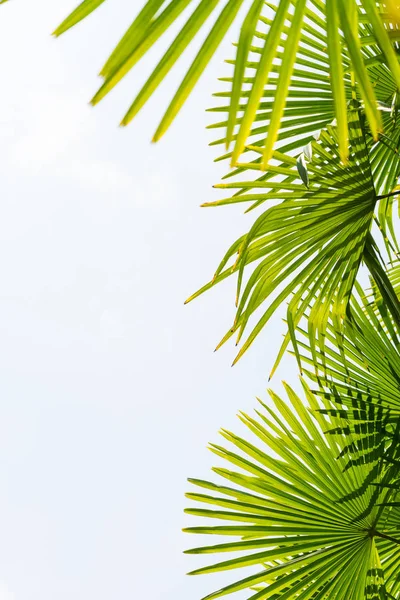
[13,0,400,596]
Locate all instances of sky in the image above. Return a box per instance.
[0,2,297,599]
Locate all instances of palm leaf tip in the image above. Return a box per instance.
[53,0,107,37]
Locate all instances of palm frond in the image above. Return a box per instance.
[210,2,400,177]
[371,259,400,311]
[185,383,400,599]
[187,101,378,371]
[209,7,344,167]
[51,1,400,153]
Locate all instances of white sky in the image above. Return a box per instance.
[0,2,296,599]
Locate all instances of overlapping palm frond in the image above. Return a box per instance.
[184,383,400,599]
[187,101,382,371]
[47,1,400,157]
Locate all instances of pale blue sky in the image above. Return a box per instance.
[0,2,296,599]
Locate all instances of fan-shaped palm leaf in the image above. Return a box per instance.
[51,1,400,158]
[209,6,347,166]
[210,3,400,180]
[208,12,400,269]
[371,260,400,311]
[184,382,400,599]
[187,101,382,371]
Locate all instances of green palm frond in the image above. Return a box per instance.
[184,383,400,599]
[51,1,400,156]
[209,6,344,168]
[366,112,400,252]
[54,0,253,140]
[211,3,400,180]
[209,13,400,267]
[4,3,400,596]
[187,101,380,371]
[226,0,400,166]
[364,240,400,327]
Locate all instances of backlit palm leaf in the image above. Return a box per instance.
[187,101,377,370]
[211,3,400,183]
[52,1,400,157]
[184,383,400,599]
[209,6,346,167]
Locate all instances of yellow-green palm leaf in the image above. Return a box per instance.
[187,101,378,371]
[185,383,400,599]
[52,0,400,158]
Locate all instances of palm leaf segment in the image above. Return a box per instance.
[185,383,400,599]
[187,101,377,372]
[49,1,400,157]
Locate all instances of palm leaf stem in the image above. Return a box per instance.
[377,190,400,200]
[374,531,400,545]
